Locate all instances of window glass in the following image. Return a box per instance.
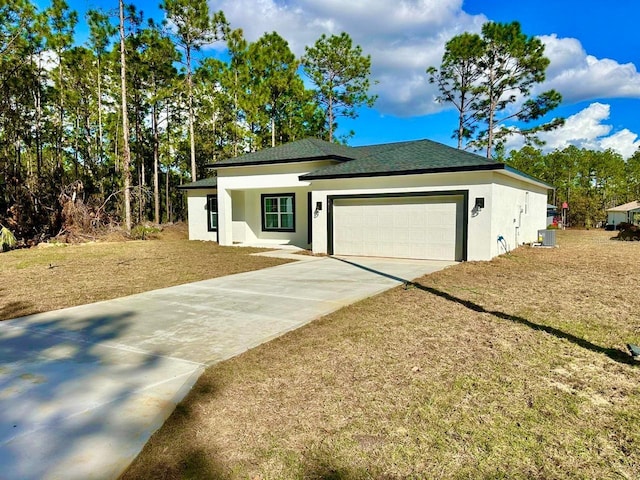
[207,195,218,231]
[265,213,279,229]
[265,198,278,213]
[262,194,295,231]
[280,197,292,212]
[281,213,293,229]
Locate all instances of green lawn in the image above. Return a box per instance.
[121,229,640,479]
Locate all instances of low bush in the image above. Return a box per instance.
[615,222,640,241]
[0,226,17,252]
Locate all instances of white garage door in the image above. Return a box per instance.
[332,195,464,261]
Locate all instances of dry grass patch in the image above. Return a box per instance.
[0,224,290,321]
[122,229,640,479]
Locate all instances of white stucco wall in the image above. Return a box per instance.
[195,159,549,260]
[216,161,336,247]
[308,171,495,261]
[186,189,218,242]
[489,173,548,257]
[309,170,548,261]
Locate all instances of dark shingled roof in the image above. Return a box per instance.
[196,137,549,187]
[208,137,356,168]
[301,139,504,179]
[177,176,217,189]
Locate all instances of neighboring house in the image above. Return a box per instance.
[179,138,550,261]
[606,201,640,227]
[546,204,558,226]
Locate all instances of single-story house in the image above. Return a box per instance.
[179,137,550,261]
[606,200,640,227]
[546,204,558,226]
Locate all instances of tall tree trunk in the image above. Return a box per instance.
[119,0,132,231]
[271,116,275,147]
[328,90,333,142]
[97,55,103,165]
[74,108,79,179]
[153,103,160,224]
[212,111,217,162]
[135,101,143,223]
[35,54,43,177]
[187,44,197,181]
[457,91,465,150]
[57,58,64,176]
[165,166,171,223]
[233,68,238,157]
[485,69,496,159]
[165,103,171,223]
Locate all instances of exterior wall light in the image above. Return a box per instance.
[472,197,484,217]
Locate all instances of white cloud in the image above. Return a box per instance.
[210,0,486,116]
[600,129,640,158]
[538,35,640,103]
[504,103,640,158]
[208,1,640,119]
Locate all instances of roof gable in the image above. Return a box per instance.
[607,200,640,212]
[178,177,217,190]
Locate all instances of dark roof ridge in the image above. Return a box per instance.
[300,138,510,181]
[178,176,217,189]
[206,137,357,168]
[359,138,498,164]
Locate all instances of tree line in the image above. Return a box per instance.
[506,146,640,228]
[0,0,375,243]
[2,4,637,247]
[428,20,639,226]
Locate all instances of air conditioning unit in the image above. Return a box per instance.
[538,229,556,247]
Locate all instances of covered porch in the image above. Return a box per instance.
[218,186,313,249]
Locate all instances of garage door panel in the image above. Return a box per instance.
[333,196,463,261]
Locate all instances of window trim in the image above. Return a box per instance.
[261,193,296,232]
[206,194,218,232]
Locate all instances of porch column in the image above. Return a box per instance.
[218,188,233,245]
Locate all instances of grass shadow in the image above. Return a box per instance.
[121,440,230,480]
[410,281,636,366]
[332,256,635,366]
[175,447,229,480]
[300,445,390,480]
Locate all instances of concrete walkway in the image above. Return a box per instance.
[0,255,455,480]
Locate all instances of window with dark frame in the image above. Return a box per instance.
[261,193,295,232]
[207,194,218,232]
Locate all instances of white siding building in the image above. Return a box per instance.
[181,138,550,262]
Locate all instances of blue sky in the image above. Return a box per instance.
[39,0,640,158]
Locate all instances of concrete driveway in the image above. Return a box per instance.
[0,254,455,480]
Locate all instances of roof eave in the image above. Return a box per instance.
[300,163,505,180]
[206,155,353,169]
[607,207,640,212]
[502,166,554,189]
[177,183,217,190]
